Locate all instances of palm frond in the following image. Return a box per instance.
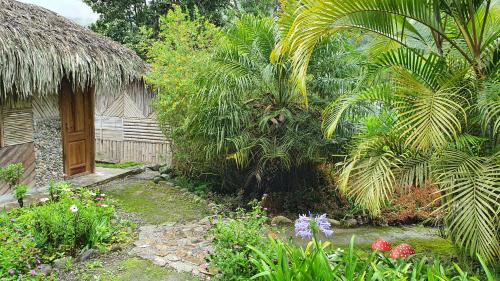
[477,80,500,141]
[323,84,393,138]
[433,150,500,262]
[394,71,468,151]
[338,136,401,216]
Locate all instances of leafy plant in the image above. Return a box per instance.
[14,184,28,207]
[275,0,500,263]
[0,210,41,279]
[250,235,496,281]
[47,180,71,202]
[0,162,24,189]
[209,201,271,280]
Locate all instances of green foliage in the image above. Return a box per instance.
[14,184,28,207]
[47,180,71,201]
[0,163,27,207]
[250,236,496,280]
[0,162,24,188]
[14,184,27,199]
[209,201,271,280]
[149,14,360,197]
[250,237,334,280]
[146,5,220,137]
[0,211,42,279]
[18,187,115,255]
[276,0,500,263]
[84,0,231,57]
[95,161,142,169]
[0,184,126,278]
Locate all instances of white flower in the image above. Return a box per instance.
[100,193,106,197]
[39,198,49,203]
[70,205,78,213]
[100,204,109,208]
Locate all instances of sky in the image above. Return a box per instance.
[18,0,98,26]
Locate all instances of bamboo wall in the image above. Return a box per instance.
[95,83,172,165]
[0,100,36,195]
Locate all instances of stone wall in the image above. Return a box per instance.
[33,118,64,187]
[32,94,64,187]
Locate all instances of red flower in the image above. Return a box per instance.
[371,239,392,252]
[390,243,415,259]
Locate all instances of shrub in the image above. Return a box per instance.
[14,184,28,207]
[0,210,41,279]
[47,180,71,201]
[209,201,271,280]
[381,185,441,225]
[0,162,24,188]
[248,214,496,281]
[17,188,115,255]
[0,185,126,278]
[251,237,496,280]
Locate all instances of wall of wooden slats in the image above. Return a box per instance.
[2,109,34,146]
[0,143,36,196]
[95,116,124,141]
[123,118,166,143]
[95,117,171,164]
[33,94,59,119]
[95,82,172,165]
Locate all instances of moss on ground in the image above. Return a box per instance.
[392,237,455,256]
[96,161,142,169]
[90,258,197,281]
[107,181,211,224]
[274,225,457,257]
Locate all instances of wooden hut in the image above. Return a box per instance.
[0,0,148,196]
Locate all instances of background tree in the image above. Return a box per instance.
[147,10,364,213]
[84,0,278,57]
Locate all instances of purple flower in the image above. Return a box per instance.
[295,214,313,239]
[8,268,15,275]
[315,214,333,237]
[294,213,334,239]
[29,270,36,276]
[95,197,104,201]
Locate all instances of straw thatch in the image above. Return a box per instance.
[0,0,148,100]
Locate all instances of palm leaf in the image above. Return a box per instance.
[323,84,393,138]
[338,136,401,216]
[433,150,500,262]
[394,71,467,151]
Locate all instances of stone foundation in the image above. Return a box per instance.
[33,118,64,187]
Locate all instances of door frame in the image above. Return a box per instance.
[59,78,95,177]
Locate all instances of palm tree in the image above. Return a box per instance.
[274,0,500,262]
[187,15,338,195]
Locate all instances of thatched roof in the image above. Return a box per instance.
[0,0,149,100]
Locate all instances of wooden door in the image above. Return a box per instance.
[60,79,95,176]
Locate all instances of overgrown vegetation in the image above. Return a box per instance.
[0,184,131,279]
[210,207,498,280]
[95,161,142,169]
[275,0,500,263]
[146,9,364,213]
[86,0,500,276]
[209,201,270,280]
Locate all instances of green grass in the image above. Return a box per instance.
[96,161,142,169]
[107,181,211,224]
[88,258,198,281]
[391,237,455,256]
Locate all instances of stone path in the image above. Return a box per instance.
[130,217,214,278]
